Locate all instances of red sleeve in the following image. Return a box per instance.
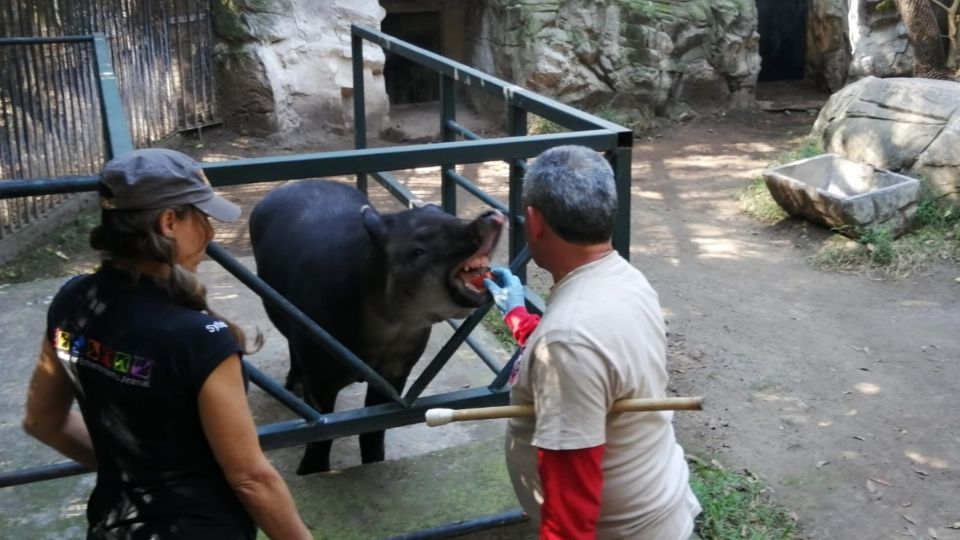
[537,445,605,540]
[503,306,541,347]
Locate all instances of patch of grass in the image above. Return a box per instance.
[481,308,516,348]
[811,193,960,280]
[528,114,566,135]
[739,178,789,223]
[690,457,798,539]
[0,209,100,283]
[738,139,822,223]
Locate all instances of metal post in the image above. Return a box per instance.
[607,146,632,260]
[92,33,133,158]
[507,104,527,281]
[352,31,368,195]
[439,73,456,215]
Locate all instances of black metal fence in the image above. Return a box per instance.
[0,24,634,538]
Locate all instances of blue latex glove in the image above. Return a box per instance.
[484,267,525,315]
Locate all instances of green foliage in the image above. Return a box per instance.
[854,227,895,266]
[812,185,960,280]
[875,0,896,12]
[528,114,566,135]
[739,179,789,223]
[690,458,797,539]
[481,308,516,349]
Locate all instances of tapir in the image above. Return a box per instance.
[249,179,504,474]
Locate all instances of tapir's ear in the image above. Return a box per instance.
[361,205,387,249]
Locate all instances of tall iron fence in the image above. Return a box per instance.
[0,0,218,243]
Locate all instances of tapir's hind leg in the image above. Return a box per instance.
[358,374,409,464]
[283,341,304,397]
[297,383,337,475]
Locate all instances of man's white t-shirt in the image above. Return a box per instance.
[504,251,701,540]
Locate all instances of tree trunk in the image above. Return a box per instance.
[893,0,954,79]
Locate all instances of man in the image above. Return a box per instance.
[485,145,701,539]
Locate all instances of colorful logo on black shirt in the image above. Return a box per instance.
[54,328,155,387]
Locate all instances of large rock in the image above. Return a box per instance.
[212,0,389,143]
[812,76,960,205]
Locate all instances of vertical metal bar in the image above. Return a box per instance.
[439,73,456,215]
[608,147,632,261]
[351,30,368,194]
[507,104,528,282]
[93,33,134,158]
[190,0,201,129]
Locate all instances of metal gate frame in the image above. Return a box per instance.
[0,26,633,537]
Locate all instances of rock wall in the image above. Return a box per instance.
[807,0,912,92]
[212,0,389,142]
[466,0,760,124]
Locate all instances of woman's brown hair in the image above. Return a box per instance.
[90,206,262,353]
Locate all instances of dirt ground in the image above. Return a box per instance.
[165,89,959,540]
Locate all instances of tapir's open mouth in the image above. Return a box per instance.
[451,210,505,301]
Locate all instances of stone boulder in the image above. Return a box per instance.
[812,76,960,206]
[212,0,389,143]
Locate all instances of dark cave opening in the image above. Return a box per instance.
[381,11,441,104]
[757,0,809,81]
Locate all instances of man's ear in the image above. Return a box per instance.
[156,208,177,238]
[525,206,545,240]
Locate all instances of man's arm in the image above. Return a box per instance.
[538,445,605,539]
[503,306,541,347]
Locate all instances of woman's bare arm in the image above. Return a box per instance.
[23,337,96,468]
[199,354,311,539]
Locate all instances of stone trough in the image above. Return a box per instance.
[763,154,920,238]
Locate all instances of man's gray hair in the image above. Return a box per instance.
[522,145,617,244]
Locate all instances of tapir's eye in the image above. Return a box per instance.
[410,247,426,258]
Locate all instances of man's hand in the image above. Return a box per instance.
[484,267,525,315]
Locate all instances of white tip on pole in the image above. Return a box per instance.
[425,408,456,427]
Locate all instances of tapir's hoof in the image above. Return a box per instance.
[296,459,330,476]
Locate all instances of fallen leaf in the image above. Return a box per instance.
[900,501,912,507]
[947,522,960,529]
[816,460,829,469]
[853,435,865,441]
[928,527,938,539]
[902,514,917,525]
[913,468,929,477]
[870,477,892,487]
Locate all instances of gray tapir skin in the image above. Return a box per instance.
[249,180,504,474]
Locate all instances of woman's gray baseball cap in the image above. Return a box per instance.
[99,148,241,222]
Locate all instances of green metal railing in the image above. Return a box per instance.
[0,25,634,538]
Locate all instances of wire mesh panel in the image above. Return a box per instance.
[0,38,104,238]
[0,0,218,146]
[0,0,218,242]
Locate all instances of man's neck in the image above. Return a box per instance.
[549,242,614,283]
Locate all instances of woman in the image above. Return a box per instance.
[22,148,311,539]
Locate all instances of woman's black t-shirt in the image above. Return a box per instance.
[46,267,255,539]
